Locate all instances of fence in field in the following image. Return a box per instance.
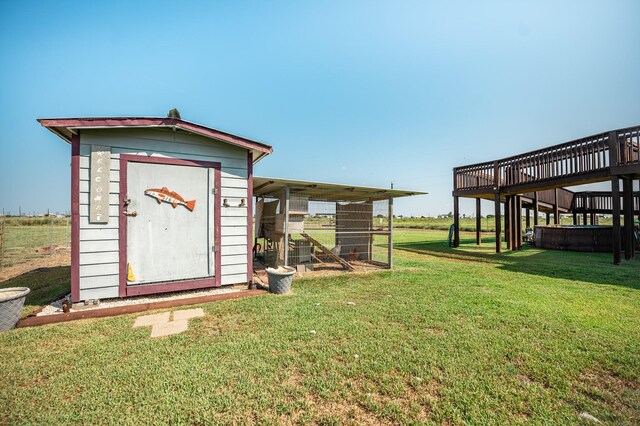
[0,217,71,270]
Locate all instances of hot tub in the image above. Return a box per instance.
[534,225,618,252]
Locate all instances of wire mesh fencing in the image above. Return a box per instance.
[254,187,392,273]
[0,217,71,270]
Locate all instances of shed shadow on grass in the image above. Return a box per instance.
[395,235,640,290]
[0,266,70,317]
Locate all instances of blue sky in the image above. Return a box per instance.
[1,1,639,216]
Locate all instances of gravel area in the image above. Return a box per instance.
[36,286,244,316]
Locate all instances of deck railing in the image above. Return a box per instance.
[454,126,640,193]
[573,191,640,214]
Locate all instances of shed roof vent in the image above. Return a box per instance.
[167,108,181,119]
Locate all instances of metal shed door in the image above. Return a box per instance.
[126,162,214,284]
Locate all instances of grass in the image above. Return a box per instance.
[1,230,638,425]
[394,216,613,231]
[1,223,70,268]
[0,266,70,317]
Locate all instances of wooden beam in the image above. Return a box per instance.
[453,196,460,248]
[623,177,634,260]
[505,195,511,250]
[254,180,275,193]
[300,232,355,271]
[388,197,394,268]
[533,191,539,226]
[517,196,523,250]
[553,188,559,225]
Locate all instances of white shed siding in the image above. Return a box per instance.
[77,128,250,301]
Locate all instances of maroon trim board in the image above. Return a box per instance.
[247,151,253,285]
[71,134,81,302]
[118,154,222,298]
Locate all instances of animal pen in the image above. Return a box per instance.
[252,177,423,274]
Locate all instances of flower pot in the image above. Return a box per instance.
[265,266,296,294]
[0,287,30,331]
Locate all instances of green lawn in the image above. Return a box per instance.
[1,230,638,425]
[0,266,70,317]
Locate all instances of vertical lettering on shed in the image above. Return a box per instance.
[89,145,110,224]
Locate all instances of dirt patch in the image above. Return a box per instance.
[575,368,640,424]
[0,251,70,282]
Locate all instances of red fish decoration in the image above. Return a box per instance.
[144,187,196,211]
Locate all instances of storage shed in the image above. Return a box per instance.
[39,115,271,303]
[40,113,426,302]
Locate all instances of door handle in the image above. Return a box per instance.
[123,210,138,217]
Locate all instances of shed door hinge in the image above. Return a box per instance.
[211,245,217,252]
[212,188,217,195]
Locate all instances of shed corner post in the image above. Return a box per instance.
[283,184,290,267]
[247,151,254,286]
[453,196,460,248]
[475,197,481,245]
[70,133,81,303]
[494,192,502,253]
[388,196,394,268]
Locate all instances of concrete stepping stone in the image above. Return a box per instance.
[132,312,170,328]
[150,319,189,338]
[132,308,205,338]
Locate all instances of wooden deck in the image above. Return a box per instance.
[454,125,639,196]
[452,125,640,263]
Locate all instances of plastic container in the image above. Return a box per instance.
[265,266,296,294]
[0,287,30,331]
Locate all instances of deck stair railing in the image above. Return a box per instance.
[454,126,640,193]
[573,191,640,214]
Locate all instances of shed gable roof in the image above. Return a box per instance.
[37,117,273,163]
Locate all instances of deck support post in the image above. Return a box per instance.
[475,198,481,245]
[546,212,550,225]
[526,208,531,228]
[388,196,394,268]
[533,191,539,226]
[453,196,460,248]
[572,211,577,225]
[611,176,621,265]
[505,195,511,250]
[517,196,523,250]
[553,189,559,225]
[583,212,588,226]
[494,193,502,253]
[623,177,634,260]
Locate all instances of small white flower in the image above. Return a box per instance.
[310,330,317,335]
[347,301,355,306]
[354,354,359,359]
